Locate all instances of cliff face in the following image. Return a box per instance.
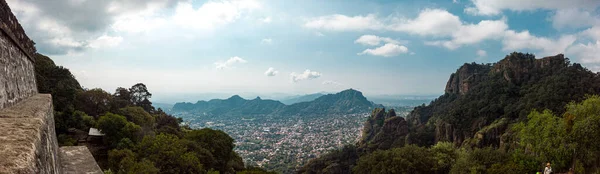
[445,63,490,95]
[404,52,600,148]
[491,53,568,84]
[358,108,409,152]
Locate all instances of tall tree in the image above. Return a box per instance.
[75,88,113,117]
[129,83,154,112]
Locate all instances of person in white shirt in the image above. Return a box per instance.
[544,162,552,174]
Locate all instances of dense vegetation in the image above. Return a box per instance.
[34,53,273,174]
[172,89,379,117]
[301,53,600,173]
[301,96,600,174]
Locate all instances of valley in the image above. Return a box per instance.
[169,93,416,173]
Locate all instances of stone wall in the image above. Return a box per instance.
[0,0,38,110]
[60,146,103,174]
[0,94,61,174]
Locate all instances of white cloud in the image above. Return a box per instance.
[358,43,409,57]
[316,32,325,37]
[290,69,321,82]
[464,0,600,16]
[261,16,272,23]
[354,35,400,46]
[551,8,599,29]
[477,50,487,57]
[322,80,343,87]
[503,30,576,56]
[582,26,600,40]
[388,9,462,36]
[215,56,247,70]
[264,67,278,76]
[426,19,508,49]
[112,15,168,33]
[304,14,384,31]
[173,0,260,30]
[5,0,181,55]
[306,9,507,49]
[567,41,600,64]
[88,35,123,48]
[261,38,273,44]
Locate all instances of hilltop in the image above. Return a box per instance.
[280,93,326,105]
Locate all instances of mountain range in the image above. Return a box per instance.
[171,89,381,117]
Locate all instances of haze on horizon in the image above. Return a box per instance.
[7,0,600,102]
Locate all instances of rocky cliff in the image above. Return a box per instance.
[445,63,490,95]
[358,108,409,152]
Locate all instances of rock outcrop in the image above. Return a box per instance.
[358,108,409,152]
[445,63,490,95]
[491,53,568,84]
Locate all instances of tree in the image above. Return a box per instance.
[450,147,507,174]
[129,83,154,112]
[512,110,573,171]
[113,87,132,110]
[185,128,236,172]
[564,95,600,172]
[136,134,204,174]
[97,113,142,146]
[108,148,159,174]
[34,53,82,113]
[75,88,113,117]
[353,145,436,174]
[430,142,458,173]
[118,106,155,129]
[155,109,182,136]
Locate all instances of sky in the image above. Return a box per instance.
[6,0,600,102]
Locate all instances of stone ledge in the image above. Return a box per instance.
[59,146,103,174]
[0,94,60,174]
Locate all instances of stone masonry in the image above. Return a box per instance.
[0,0,102,173]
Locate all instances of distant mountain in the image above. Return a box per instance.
[171,89,378,117]
[152,103,174,111]
[279,93,325,105]
[277,89,378,116]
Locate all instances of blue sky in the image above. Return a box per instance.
[6,0,600,102]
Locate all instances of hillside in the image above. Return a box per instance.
[404,53,600,147]
[171,89,378,117]
[280,93,326,105]
[300,52,600,173]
